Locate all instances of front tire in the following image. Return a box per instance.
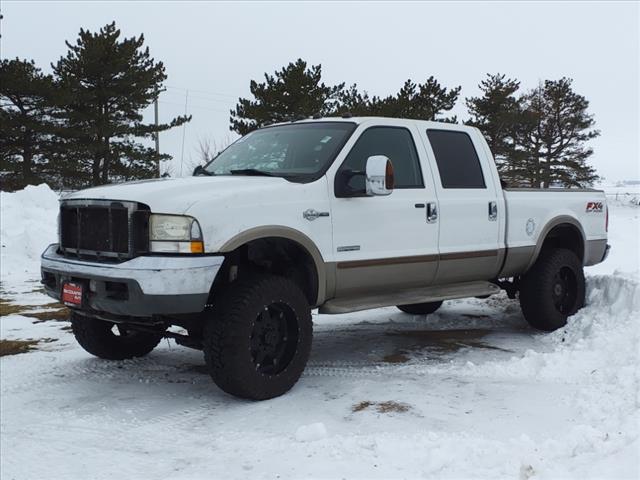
[519,248,585,331]
[71,312,163,360]
[397,301,443,315]
[203,274,313,400]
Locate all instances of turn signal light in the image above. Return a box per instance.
[190,241,204,253]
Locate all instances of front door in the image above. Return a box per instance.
[329,123,440,297]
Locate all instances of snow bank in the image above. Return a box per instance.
[0,184,59,282]
[455,273,639,377]
[428,272,640,477]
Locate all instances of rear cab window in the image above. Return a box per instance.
[426,130,486,189]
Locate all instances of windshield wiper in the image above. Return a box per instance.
[193,165,214,176]
[229,168,280,177]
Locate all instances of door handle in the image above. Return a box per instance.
[303,209,330,221]
[427,202,438,223]
[488,201,497,221]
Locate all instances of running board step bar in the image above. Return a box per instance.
[319,281,501,314]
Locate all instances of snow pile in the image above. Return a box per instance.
[455,272,639,378]
[0,184,59,281]
[425,272,640,477]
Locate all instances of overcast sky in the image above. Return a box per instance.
[2,1,639,181]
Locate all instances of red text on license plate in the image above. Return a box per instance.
[62,283,83,306]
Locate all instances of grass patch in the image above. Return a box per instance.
[0,299,26,316]
[0,298,67,322]
[352,400,411,414]
[377,401,410,413]
[0,338,55,356]
[25,308,69,322]
[352,401,373,412]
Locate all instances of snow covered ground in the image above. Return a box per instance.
[1,185,638,479]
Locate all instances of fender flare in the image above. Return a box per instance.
[219,226,327,305]
[526,215,586,271]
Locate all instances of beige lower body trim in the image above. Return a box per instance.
[499,245,536,277]
[331,249,501,299]
[584,239,608,266]
[333,255,438,298]
[434,249,501,284]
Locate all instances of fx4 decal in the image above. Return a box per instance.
[586,201,604,213]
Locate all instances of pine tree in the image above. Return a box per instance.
[382,77,461,122]
[335,83,379,116]
[52,22,190,187]
[466,74,522,182]
[336,77,460,122]
[230,59,344,135]
[519,79,599,188]
[0,59,58,190]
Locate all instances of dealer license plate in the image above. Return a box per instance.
[61,282,84,306]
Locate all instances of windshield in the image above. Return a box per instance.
[204,122,356,181]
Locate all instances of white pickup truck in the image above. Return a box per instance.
[41,117,610,399]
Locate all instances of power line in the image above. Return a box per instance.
[158,100,228,114]
[162,90,233,105]
[165,85,238,100]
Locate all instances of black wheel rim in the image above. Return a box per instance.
[250,302,299,375]
[551,266,578,314]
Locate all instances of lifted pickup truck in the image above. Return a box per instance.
[41,117,610,399]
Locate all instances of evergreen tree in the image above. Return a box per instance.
[379,77,461,122]
[335,83,379,116]
[336,77,461,122]
[0,59,58,190]
[466,74,522,182]
[518,78,599,188]
[52,22,190,186]
[230,59,344,135]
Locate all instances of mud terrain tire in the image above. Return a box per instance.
[71,312,163,360]
[203,274,313,400]
[519,248,585,331]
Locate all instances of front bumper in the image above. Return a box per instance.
[41,244,224,317]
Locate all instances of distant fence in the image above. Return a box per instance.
[604,191,640,206]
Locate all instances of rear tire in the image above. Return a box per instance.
[71,312,163,360]
[203,274,313,400]
[519,248,585,331]
[397,301,443,315]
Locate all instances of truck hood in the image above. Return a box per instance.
[63,176,290,213]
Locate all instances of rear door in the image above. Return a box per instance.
[328,122,440,297]
[420,128,502,283]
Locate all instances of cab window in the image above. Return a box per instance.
[336,127,424,196]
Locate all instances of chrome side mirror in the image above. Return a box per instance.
[365,155,394,196]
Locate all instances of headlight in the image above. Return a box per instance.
[149,214,204,254]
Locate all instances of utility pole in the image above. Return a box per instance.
[154,91,160,177]
[179,90,189,177]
